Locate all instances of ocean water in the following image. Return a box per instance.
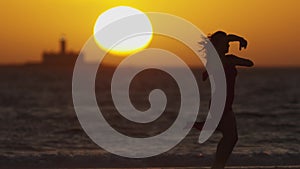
[0,66,299,162]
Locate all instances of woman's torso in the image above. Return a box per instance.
[222,55,237,111]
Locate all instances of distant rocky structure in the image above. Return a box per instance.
[42,36,82,66]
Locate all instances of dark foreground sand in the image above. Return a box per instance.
[1,153,299,169]
[2,166,300,169]
[102,167,300,169]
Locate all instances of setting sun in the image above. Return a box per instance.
[93,6,153,56]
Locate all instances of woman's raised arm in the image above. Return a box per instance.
[227,34,248,50]
[228,55,254,67]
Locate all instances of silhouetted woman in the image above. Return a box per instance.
[194,31,254,169]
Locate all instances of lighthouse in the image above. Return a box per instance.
[60,36,66,54]
[42,36,80,66]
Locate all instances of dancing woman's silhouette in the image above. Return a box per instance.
[194,31,254,169]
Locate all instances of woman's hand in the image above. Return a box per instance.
[239,38,248,50]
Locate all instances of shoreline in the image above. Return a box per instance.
[2,167,300,169]
[1,153,299,168]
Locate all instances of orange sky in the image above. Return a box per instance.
[0,0,299,66]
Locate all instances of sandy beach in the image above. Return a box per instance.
[83,167,299,168]
[1,153,299,168]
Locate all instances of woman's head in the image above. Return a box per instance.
[208,31,229,55]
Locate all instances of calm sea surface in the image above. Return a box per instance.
[0,66,299,159]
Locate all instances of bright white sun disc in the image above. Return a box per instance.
[93,6,153,55]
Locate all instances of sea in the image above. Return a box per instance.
[0,65,299,167]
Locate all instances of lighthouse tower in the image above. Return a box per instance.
[60,36,66,54]
[42,35,80,66]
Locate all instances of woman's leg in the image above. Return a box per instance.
[193,121,205,130]
[212,110,238,169]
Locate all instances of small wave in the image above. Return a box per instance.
[237,111,299,118]
[53,128,83,135]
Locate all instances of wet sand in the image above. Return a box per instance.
[1,153,299,169]
[2,166,300,169]
[101,167,300,169]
